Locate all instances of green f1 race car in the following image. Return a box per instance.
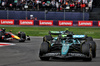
[39,31,96,61]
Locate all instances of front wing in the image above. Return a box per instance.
[40,53,89,58]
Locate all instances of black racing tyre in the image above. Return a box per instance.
[0,32,2,40]
[19,40,25,42]
[89,41,96,58]
[40,42,49,55]
[18,32,26,42]
[87,37,93,41]
[43,35,52,41]
[82,42,92,61]
[0,32,5,41]
[39,56,50,61]
[39,42,50,61]
[0,32,2,36]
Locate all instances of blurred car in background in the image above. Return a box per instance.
[0,28,30,42]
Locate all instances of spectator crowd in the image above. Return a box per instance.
[0,0,93,12]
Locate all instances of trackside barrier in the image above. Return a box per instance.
[58,21,73,26]
[39,20,53,26]
[0,19,99,27]
[98,21,100,26]
[19,20,34,25]
[78,21,93,27]
[0,19,14,25]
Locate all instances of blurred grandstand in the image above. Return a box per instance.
[0,0,100,20]
[0,0,93,12]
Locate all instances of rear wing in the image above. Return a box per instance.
[49,31,65,35]
[49,30,74,35]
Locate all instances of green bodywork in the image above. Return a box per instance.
[49,31,85,56]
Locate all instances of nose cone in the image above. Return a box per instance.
[61,44,70,55]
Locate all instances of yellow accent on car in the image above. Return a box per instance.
[14,36,20,39]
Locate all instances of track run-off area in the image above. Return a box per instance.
[0,37,100,66]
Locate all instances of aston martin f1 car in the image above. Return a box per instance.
[39,31,96,61]
[0,28,30,42]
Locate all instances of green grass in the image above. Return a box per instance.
[0,27,100,38]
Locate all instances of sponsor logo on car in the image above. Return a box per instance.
[73,35,85,38]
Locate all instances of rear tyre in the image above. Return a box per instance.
[0,32,2,41]
[39,42,50,61]
[43,35,52,42]
[89,41,96,58]
[87,37,93,41]
[0,32,4,41]
[18,32,26,42]
[19,40,25,42]
[82,42,92,61]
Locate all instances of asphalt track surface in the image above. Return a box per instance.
[0,37,100,66]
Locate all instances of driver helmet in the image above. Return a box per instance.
[1,28,6,32]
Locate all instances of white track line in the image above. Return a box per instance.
[0,43,16,45]
[0,43,16,47]
[93,39,100,40]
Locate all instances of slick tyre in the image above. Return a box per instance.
[39,42,50,61]
[18,32,26,42]
[87,37,93,41]
[39,57,50,61]
[40,42,49,54]
[82,42,92,61]
[43,35,52,41]
[0,32,2,41]
[89,41,96,58]
[19,40,25,42]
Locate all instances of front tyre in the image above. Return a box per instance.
[39,55,50,61]
[39,42,50,61]
[82,42,92,61]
